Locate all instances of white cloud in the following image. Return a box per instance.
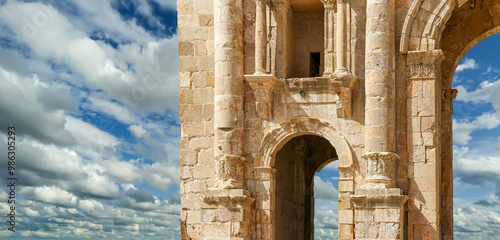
[0,1,182,238]
[129,124,148,138]
[98,158,141,183]
[20,186,78,208]
[0,61,76,146]
[453,113,500,145]
[456,58,479,72]
[65,115,120,154]
[142,163,180,192]
[314,176,338,200]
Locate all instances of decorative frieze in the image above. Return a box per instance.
[407,50,445,79]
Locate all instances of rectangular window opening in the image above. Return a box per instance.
[310,52,321,77]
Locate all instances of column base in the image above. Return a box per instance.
[351,188,408,240]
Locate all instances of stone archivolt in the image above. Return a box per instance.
[176,0,493,239]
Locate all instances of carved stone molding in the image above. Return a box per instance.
[215,155,246,189]
[202,189,255,208]
[351,188,408,208]
[245,74,277,119]
[407,50,445,79]
[361,152,399,188]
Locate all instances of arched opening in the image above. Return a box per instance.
[447,33,500,239]
[438,2,500,238]
[313,160,339,239]
[274,135,337,240]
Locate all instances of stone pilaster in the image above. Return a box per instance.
[440,88,457,239]
[406,49,445,240]
[320,0,335,76]
[255,0,268,75]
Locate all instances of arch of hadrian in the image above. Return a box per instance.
[177,0,500,239]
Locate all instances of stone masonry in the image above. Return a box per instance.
[177,0,500,239]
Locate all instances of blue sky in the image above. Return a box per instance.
[0,0,499,239]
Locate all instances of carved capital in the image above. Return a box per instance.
[362,152,399,188]
[407,50,445,79]
[245,74,277,119]
[320,0,336,9]
[215,155,246,189]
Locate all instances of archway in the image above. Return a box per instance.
[439,2,500,239]
[401,1,500,238]
[273,135,337,240]
[252,118,355,240]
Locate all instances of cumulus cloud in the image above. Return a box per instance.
[314,176,338,200]
[456,58,479,72]
[0,0,181,238]
[453,113,500,145]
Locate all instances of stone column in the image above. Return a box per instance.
[335,0,348,74]
[364,0,396,155]
[214,0,245,189]
[352,1,407,239]
[321,0,335,76]
[255,0,268,75]
[209,2,254,239]
[272,0,290,78]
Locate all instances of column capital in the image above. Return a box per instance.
[361,152,399,188]
[320,0,336,9]
[215,155,246,189]
[407,49,445,79]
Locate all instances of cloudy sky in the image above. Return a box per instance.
[0,0,499,239]
[0,0,181,239]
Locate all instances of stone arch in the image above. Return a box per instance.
[400,0,458,54]
[401,1,500,239]
[253,117,355,240]
[255,117,354,169]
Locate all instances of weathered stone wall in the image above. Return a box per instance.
[177,0,500,239]
[293,10,324,78]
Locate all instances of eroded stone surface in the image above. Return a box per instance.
[178,0,498,239]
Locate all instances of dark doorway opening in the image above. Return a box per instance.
[310,52,321,77]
